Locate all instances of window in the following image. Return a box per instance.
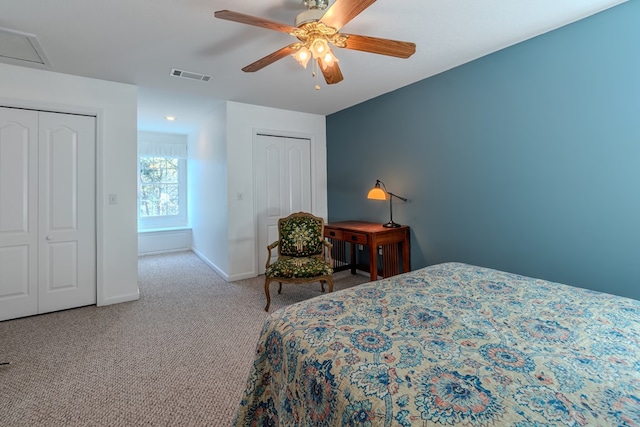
[137,132,187,230]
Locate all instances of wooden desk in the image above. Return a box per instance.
[324,221,410,282]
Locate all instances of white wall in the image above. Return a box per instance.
[190,101,327,280]
[0,63,139,305]
[188,103,229,276]
[226,101,327,280]
[138,229,192,256]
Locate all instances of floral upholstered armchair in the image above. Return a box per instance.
[264,212,334,311]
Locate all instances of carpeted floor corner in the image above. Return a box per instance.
[0,251,369,426]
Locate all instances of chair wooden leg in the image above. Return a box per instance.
[264,279,272,312]
[327,277,334,293]
[320,281,325,292]
[278,282,282,294]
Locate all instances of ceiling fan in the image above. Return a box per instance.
[214,0,416,88]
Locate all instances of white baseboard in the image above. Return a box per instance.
[98,290,140,306]
[227,272,259,281]
[138,248,191,257]
[191,248,229,281]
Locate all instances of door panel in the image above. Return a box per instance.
[288,144,310,213]
[256,134,312,274]
[0,107,38,321]
[266,144,283,218]
[46,241,78,291]
[46,126,77,230]
[264,142,285,268]
[38,112,96,314]
[0,246,30,296]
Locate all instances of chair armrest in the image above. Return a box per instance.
[265,241,279,269]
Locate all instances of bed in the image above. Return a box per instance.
[234,262,640,426]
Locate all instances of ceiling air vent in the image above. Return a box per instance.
[170,68,211,82]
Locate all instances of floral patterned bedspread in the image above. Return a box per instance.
[234,262,640,426]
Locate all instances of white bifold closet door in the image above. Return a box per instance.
[0,107,96,321]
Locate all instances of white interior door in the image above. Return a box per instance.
[37,112,96,313]
[255,134,311,274]
[0,107,39,321]
[0,108,96,321]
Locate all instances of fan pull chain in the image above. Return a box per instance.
[311,61,320,90]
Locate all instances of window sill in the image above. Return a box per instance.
[138,226,192,234]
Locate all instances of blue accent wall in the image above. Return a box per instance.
[326,1,640,300]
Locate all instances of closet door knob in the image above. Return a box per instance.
[46,236,53,241]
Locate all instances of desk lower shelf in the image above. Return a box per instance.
[324,221,410,282]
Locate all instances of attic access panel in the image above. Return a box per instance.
[0,27,51,68]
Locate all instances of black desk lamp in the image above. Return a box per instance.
[367,179,407,228]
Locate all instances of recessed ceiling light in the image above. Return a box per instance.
[165,116,176,121]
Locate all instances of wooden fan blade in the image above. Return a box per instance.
[320,0,377,31]
[242,45,298,72]
[318,59,344,85]
[342,34,416,58]
[214,10,297,33]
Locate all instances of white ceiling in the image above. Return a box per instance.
[1,0,626,134]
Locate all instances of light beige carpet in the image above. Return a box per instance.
[0,251,369,426]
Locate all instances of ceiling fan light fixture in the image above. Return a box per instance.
[321,50,338,69]
[310,38,329,59]
[292,46,311,68]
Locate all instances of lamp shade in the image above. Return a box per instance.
[367,186,387,200]
[292,47,311,68]
[310,38,329,59]
[367,179,407,228]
